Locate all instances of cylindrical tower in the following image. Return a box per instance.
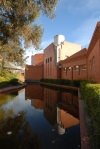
[54,35,65,46]
[54,35,65,65]
[54,106,65,135]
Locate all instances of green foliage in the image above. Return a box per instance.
[71,80,79,87]
[0,0,58,49]
[0,69,17,80]
[0,43,28,67]
[0,81,10,89]
[40,78,81,87]
[0,0,58,66]
[0,70,21,88]
[80,82,100,149]
[10,78,19,85]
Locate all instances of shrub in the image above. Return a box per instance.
[64,79,72,86]
[80,83,100,149]
[57,79,64,85]
[0,69,21,88]
[72,80,80,87]
[10,78,19,85]
[40,78,81,87]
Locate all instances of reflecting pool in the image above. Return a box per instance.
[0,84,80,149]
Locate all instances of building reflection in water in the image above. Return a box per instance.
[25,84,44,109]
[25,85,79,135]
[44,87,79,135]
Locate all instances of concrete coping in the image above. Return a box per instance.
[0,83,27,94]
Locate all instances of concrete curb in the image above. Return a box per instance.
[0,83,27,93]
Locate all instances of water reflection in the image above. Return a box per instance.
[0,91,18,106]
[0,111,42,149]
[25,84,44,109]
[25,85,79,135]
[0,84,80,149]
[43,87,79,135]
[25,84,44,100]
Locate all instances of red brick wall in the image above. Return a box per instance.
[73,67,87,80]
[25,65,43,80]
[31,54,44,66]
[44,43,58,79]
[80,69,87,80]
[87,39,100,82]
[43,42,81,79]
[61,57,87,80]
[61,68,72,80]
[67,70,72,80]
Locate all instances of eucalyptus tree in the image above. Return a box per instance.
[0,0,58,66]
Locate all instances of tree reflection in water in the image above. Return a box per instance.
[0,111,42,149]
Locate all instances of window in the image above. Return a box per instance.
[46,64,47,75]
[50,63,52,75]
[89,56,95,69]
[63,68,66,72]
[81,64,87,69]
[48,63,49,75]
[68,67,71,71]
[50,57,52,62]
[74,66,79,70]
[48,58,49,63]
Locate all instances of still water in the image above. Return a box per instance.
[0,84,80,149]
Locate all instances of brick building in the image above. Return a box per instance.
[31,54,44,66]
[87,22,100,82]
[25,21,100,83]
[25,54,44,82]
[25,35,82,81]
[60,48,87,80]
[44,36,82,79]
[25,65,43,82]
[61,21,100,83]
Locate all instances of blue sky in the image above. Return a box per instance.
[26,0,100,64]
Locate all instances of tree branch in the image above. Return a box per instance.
[0,13,11,18]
